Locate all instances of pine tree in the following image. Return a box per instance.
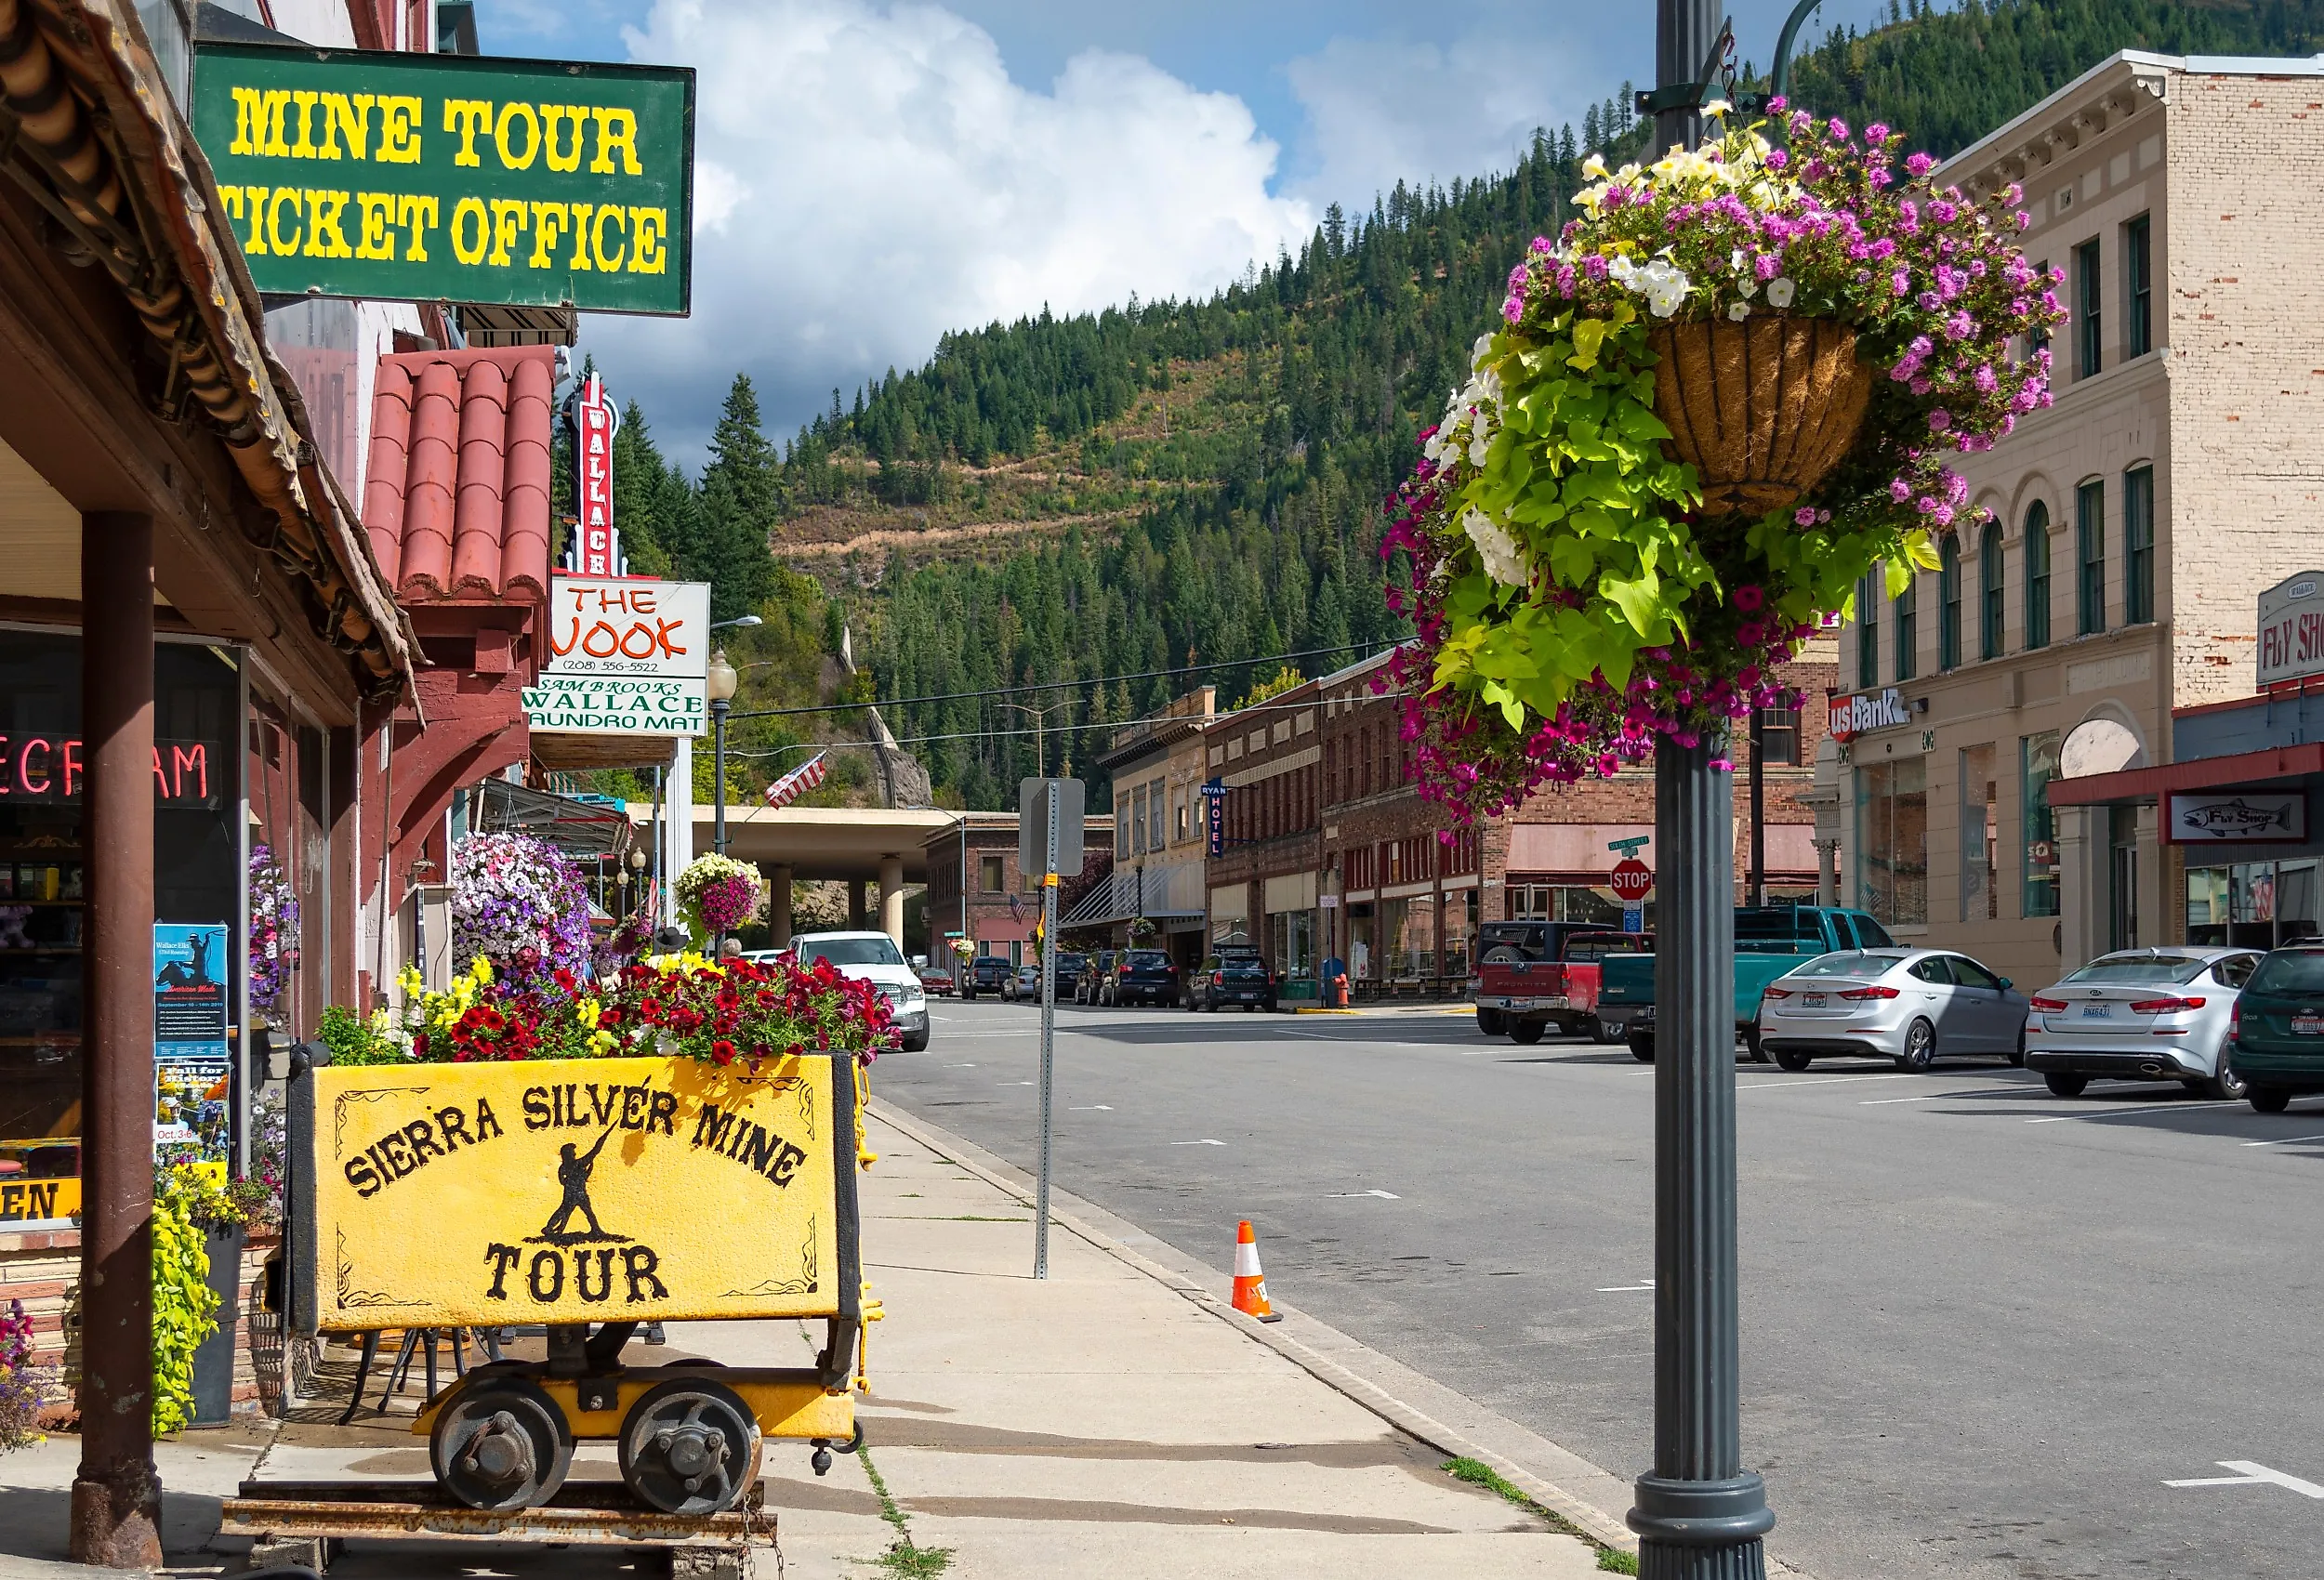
[696,375,778,621]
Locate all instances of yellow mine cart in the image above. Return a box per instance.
[289,1051,865,1516]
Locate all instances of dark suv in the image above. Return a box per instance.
[1101,949,1181,1007]
[1074,951,1116,1005]
[1189,947,1275,1012]
[960,955,1013,1000]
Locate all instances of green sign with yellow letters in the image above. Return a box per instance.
[191,44,693,314]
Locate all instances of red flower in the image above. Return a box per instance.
[751,1042,772,1060]
[711,1039,738,1065]
[551,968,579,994]
[715,988,740,1012]
[411,1032,429,1057]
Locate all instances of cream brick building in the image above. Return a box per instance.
[1833,49,2324,988]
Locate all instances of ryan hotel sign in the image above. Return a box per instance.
[191,44,694,315]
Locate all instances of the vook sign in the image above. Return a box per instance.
[292,1054,858,1332]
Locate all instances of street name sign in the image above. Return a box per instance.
[191,45,694,313]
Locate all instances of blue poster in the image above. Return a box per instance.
[154,922,231,1158]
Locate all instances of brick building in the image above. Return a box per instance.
[1204,675,1327,978]
[923,812,1113,967]
[1837,49,2324,986]
[1063,687,1215,962]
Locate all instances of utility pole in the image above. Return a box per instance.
[1630,3,1776,1575]
[1749,710,1766,909]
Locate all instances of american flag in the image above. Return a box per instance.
[762,752,828,809]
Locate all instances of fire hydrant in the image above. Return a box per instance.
[1331,972,1350,1008]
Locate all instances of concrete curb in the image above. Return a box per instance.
[865,1096,1647,1559]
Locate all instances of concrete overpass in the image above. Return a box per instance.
[630,802,957,945]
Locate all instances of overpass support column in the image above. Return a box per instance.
[878,856,905,948]
[769,864,793,948]
[848,879,868,930]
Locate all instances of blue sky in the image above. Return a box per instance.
[477,0,1892,465]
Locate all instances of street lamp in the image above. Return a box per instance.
[627,845,649,925]
[706,649,739,859]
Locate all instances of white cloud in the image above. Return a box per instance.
[581,0,1314,466]
[1283,23,1608,211]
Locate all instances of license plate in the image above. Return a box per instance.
[2080,1005,2112,1019]
[1802,994,1826,1008]
[2295,1015,2324,1035]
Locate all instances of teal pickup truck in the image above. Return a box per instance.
[1598,906,1897,1063]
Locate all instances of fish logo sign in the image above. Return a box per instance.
[2167,793,2307,844]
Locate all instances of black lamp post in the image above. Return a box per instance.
[706,648,738,858]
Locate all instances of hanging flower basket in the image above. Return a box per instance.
[1382,103,2065,823]
[1647,315,1871,517]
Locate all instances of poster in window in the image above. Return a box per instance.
[154,922,232,1160]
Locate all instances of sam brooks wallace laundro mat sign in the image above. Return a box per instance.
[191,43,693,314]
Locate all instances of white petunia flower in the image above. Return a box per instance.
[1471,333,1496,368]
[1460,507,1529,588]
[1581,152,1608,179]
[1765,276,1797,309]
[1702,98,1733,119]
[1727,299,1750,322]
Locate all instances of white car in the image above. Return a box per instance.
[783,930,930,1052]
[1756,948,2029,1073]
[2024,946,2262,1099]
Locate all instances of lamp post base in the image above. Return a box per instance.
[1630,1472,1772,1578]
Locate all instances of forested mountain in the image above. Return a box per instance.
[589,0,2323,811]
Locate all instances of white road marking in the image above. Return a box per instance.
[1740,1073,1912,1089]
[2025,1099,2238,1124]
[1860,1087,2025,1105]
[1596,1278,1657,1293]
[997,1081,1034,1086]
[1327,1189,1401,1199]
[1069,1104,1114,1112]
[945,1063,977,1068]
[2241,1133,2324,1148]
[1169,1139,1227,1146]
[2165,1461,2324,1498]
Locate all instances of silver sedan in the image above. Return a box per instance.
[2024,946,2264,1099]
[1757,948,2030,1073]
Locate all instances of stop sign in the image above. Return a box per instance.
[1609,859,1654,902]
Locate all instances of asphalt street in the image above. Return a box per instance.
[871,994,2324,1580]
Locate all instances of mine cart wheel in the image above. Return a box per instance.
[618,1376,765,1516]
[429,1376,575,1512]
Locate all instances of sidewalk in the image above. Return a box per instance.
[0,1103,1622,1578]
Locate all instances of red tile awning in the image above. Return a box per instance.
[362,345,556,601]
[2047,743,2324,806]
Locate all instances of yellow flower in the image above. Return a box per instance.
[469,955,494,984]
[588,1029,616,1054]
[576,998,602,1030]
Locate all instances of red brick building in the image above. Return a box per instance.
[1203,676,1326,975]
[923,812,1114,967]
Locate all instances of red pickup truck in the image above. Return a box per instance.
[1474,927,1654,1045]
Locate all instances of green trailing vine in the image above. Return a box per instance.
[149,1163,243,1435]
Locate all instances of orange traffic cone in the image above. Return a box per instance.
[1231,1220,1283,1323]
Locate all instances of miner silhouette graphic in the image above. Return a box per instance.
[534,1126,627,1244]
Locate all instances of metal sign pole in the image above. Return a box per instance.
[1036,782,1059,1279]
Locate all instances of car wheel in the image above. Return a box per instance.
[2250,1086,2293,1114]
[1898,1018,1937,1073]
[1743,1028,1769,1063]
[2204,1039,2248,1102]
[901,1029,929,1053]
[1477,1007,1507,1036]
[960,989,974,1002]
[1628,1035,1655,1064]
[1510,1020,1546,1046]
[2009,1028,2027,1068]
[1591,1017,1622,1045]
[1773,1047,1814,1073]
[2042,1071,2088,1099]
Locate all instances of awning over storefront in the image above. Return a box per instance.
[479,779,635,864]
[2048,743,2324,806]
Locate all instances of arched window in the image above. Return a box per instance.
[2024,501,2052,651]
[1938,536,1962,671]
[1979,520,2005,659]
[1895,574,1917,683]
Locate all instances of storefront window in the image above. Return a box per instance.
[2021,731,2060,917]
[1345,903,1373,980]
[1855,757,1928,928]
[1961,744,1998,921]
[0,633,243,1152]
[2187,861,2319,948]
[1270,909,1316,980]
[1378,895,1436,979]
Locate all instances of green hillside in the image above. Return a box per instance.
[598,0,2324,812]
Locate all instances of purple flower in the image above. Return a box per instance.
[1891,477,1913,503]
[1732,584,1766,613]
[1864,122,1891,144]
[1905,151,1934,177]
[1794,506,1818,526]
[1827,117,1849,139]
[1927,408,1952,433]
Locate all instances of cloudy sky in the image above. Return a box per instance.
[477,0,1890,467]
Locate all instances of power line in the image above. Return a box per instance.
[719,639,1400,723]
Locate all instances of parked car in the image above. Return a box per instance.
[1611,906,1895,1061]
[1052,955,1088,998]
[917,965,955,996]
[1074,950,1116,1005]
[2025,947,2262,1099]
[1475,929,1651,1044]
[960,955,1012,1000]
[1004,963,1046,1002]
[1755,947,2027,1073]
[1100,948,1181,1007]
[2226,943,2324,1112]
[786,929,930,1052]
[1188,947,1275,1011]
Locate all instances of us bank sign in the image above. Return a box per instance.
[1828,688,1932,764]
